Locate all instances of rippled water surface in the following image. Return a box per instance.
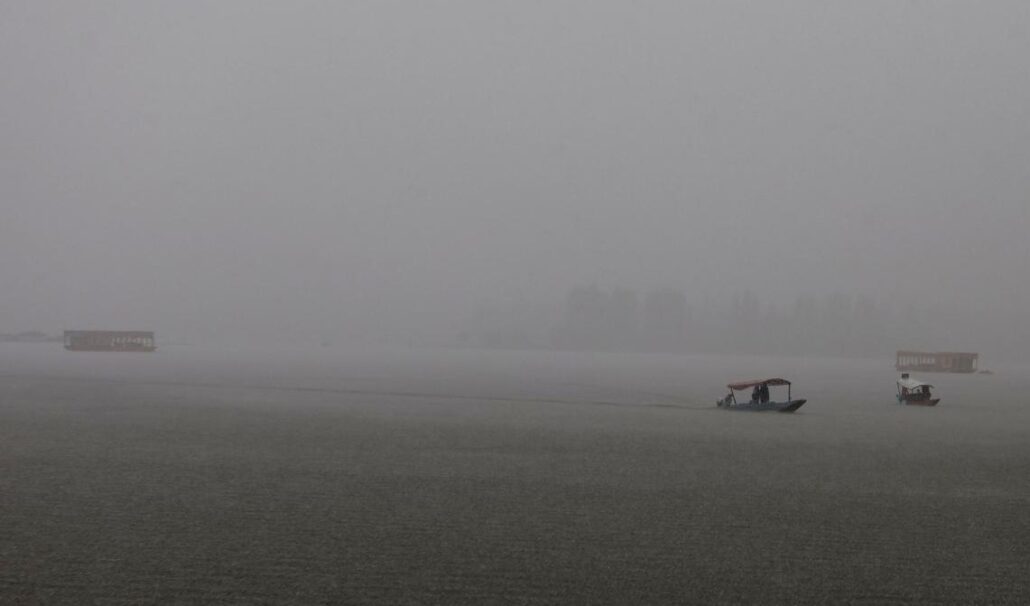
[2,344,1029,603]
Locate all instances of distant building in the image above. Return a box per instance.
[64,330,156,352]
[896,350,978,373]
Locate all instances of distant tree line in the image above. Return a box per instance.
[465,285,1020,360]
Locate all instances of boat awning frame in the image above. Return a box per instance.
[727,378,791,391]
[897,377,933,390]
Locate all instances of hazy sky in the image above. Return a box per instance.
[2,1,1028,342]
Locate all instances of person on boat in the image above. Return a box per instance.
[751,385,761,403]
[760,383,770,403]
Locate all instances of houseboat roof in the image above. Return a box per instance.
[896,350,978,357]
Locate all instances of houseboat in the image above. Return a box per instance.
[64,330,156,352]
[896,351,978,373]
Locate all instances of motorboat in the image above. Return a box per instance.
[716,378,807,412]
[896,373,940,406]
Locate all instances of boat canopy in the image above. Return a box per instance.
[897,377,933,390]
[727,378,791,391]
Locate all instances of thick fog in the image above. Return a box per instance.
[2,2,1028,357]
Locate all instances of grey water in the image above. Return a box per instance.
[2,343,1029,604]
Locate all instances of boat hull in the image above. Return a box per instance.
[898,398,940,407]
[718,399,807,413]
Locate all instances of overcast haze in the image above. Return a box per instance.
[2,2,1029,353]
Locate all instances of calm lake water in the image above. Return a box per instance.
[2,344,1029,604]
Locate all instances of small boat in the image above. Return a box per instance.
[716,378,807,412]
[896,373,940,406]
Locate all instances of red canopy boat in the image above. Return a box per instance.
[717,378,806,412]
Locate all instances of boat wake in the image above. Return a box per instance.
[0,373,716,411]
